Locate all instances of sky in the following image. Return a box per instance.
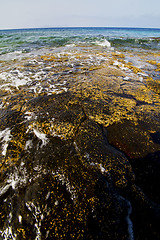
[0,0,160,29]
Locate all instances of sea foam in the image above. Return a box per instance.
[0,128,12,156]
[95,39,111,48]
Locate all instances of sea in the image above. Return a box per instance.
[0,27,160,55]
[0,27,160,96]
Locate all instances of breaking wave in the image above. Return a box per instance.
[0,28,160,56]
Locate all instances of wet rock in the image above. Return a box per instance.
[146,78,160,95]
[150,131,160,144]
[0,58,160,239]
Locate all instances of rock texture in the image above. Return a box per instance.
[0,54,160,239]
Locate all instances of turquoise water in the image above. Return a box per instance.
[0,27,159,92]
[0,27,160,55]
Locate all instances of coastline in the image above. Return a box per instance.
[0,29,160,239]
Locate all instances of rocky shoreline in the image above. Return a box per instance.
[0,49,160,239]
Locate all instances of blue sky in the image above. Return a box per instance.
[0,0,160,29]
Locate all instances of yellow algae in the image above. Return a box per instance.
[118,59,127,64]
[40,55,56,61]
[89,66,101,71]
[147,60,157,65]
[40,54,70,63]
[112,52,125,58]
[10,103,23,111]
[98,52,109,57]
[17,228,26,239]
[126,61,133,65]
[124,64,142,73]
[146,78,160,95]
[110,57,142,74]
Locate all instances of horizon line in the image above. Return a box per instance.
[0,26,160,31]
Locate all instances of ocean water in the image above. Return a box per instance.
[0,27,160,56]
[0,27,160,96]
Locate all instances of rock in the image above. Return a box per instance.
[0,92,133,240]
[0,56,160,239]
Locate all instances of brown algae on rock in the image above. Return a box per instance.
[0,45,160,239]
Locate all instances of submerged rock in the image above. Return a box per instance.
[0,53,160,239]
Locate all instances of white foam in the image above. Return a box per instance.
[10,69,24,78]
[13,78,28,89]
[0,168,28,197]
[33,165,42,172]
[0,51,28,61]
[99,164,107,174]
[73,141,80,152]
[0,71,29,89]
[113,60,120,66]
[33,128,48,147]
[28,86,38,93]
[0,128,12,156]
[89,161,108,175]
[0,226,17,240]
[62,87,68,92]
[24,111,37,121]
[120,64,129,71]
[0,102,4,109]
[0,72,8,81]
[95,39,111,48]
[0,212,17,240]
[124,76,130,81]
[65,44,76,48]
[24,112,33,121]
[84,152,90,161]
[18,215,22,224]
[46,230,50,238]
[55,200,59,206]
[25,202,42,240]
[24,140,33,150]
[138,72,148,77]
[46,192,51,200]
[34,71,45,81]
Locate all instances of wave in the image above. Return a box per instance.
[95,39,111,48]
[110,37,160,50]
[0,29,160,56]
